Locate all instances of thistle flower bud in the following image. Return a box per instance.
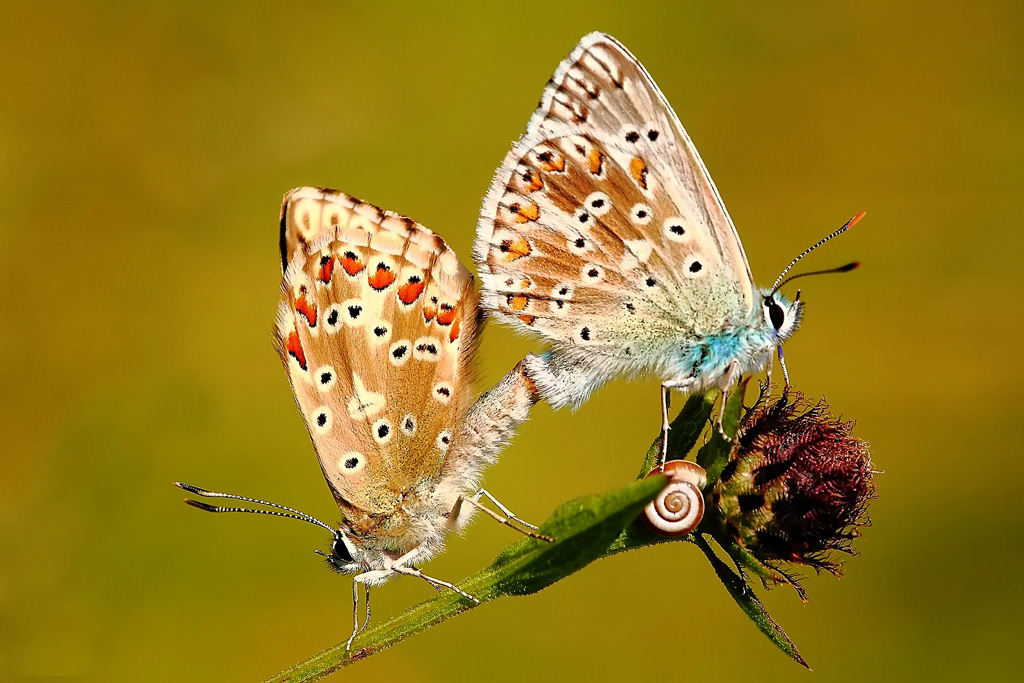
[713,388,876,576]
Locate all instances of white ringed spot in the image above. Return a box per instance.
[388,340,412,366]
[368,320,392,346]
[400,413,417,436]
[584,192,611,217]
[620,125,642,145]
[413,337,442,362]
[433,382,453,405]
[315,365,336,393]
[580,263,605,282]
[372,418,393,445]
[337,451,365,475]
[311,405,333,434]
[323,304,344,334]
[573,207,594,229]
[663,218,689,243]
[630,203,653,225]
[567,235,591,255]
[683,256,705,278]
[340,298,366,327]
[436,430,452,453]
[550,283,574,300]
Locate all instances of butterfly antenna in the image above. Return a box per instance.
[773,261,860,294]
[175,482,335,533]
[770,211,865,295]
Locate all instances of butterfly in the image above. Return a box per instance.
[474,33,860,462]
[178,187,550,649]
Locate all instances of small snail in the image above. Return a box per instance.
[643,460,708,536]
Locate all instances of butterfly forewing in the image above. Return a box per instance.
[275,188,478,517]
[475,33,756,360]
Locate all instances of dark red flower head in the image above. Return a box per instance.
[713,387,876,575]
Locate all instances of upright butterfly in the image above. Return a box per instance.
[179,187,549,649]
[474,33,860,461]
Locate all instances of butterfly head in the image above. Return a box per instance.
[322,530,362,573]
[762,290,803,343]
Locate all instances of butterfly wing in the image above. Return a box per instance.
[274,188,479,518]
[475,32,756,364]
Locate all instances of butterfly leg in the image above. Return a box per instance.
[660,384,672,467]
[461,491,555,543]
[777,345,791,387]
[345,581,372,651]
[660,379,696,467]
[716,360,742,441]
[391,565,480,604]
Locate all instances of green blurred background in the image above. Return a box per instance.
[2,1,1021,680]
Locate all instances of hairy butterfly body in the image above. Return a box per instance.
[475,33,858,459]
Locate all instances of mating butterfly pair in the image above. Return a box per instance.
[178,32,859,649]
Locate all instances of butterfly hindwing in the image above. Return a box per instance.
[475,33,757,363]
[274,188,479,517]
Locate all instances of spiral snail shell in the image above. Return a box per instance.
[643,460,708,536]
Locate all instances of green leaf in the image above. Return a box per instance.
[266,476,666,682]
[693,534,808,668]
[489,475,667,595]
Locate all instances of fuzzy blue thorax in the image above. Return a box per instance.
[661,289,801,392]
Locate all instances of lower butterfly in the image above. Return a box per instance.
[177,187,551,649]
[474,33,861,461]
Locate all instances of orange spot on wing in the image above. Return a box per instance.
[286,327,308,370]
[509,295,529,312]
[448,315,461,342]
[537,151,565,172]
[295,295,318,327]
[629,157,648,190]
[340,251,366,276]
[522,170,544,192]
[436,302,456,326]
[517,315,535,325]
[423,301,437,322]
[509,201,539,223]
[587,147,604,175]
[398,278,426,305]
[499,237,532,262]
[367,263,396,291]
[318,256,335,283]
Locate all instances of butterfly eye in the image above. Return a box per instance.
[332,534,354,563]
[767,299,786,331]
